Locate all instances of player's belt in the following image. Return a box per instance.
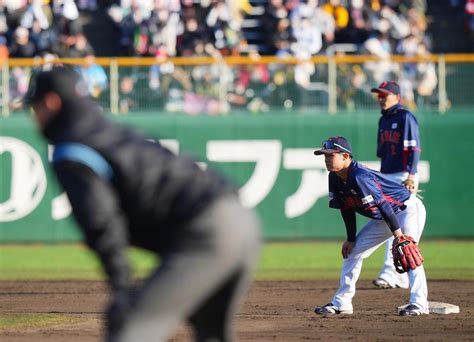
[395,204,407,214]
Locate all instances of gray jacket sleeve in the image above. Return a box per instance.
[54,161,132,291]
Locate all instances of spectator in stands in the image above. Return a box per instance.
[290,0,335,50]
[395,32,418,103]
[322,0,349,42]
[10,66,30,109]
[341,0,370,46]
[337,55,368,110]
[19,0,52,32]
[147,1,180,57]
[411,0,427,14]
[379,4,410,42]
[149,43,171,91]
[405,6,428,41]
[30,18,58,55]
[229,0,253,30]
[119,75,137,114]
[262,0,289,54]
[206,0,241,55]
[466,0,474,42]
[179,16,211,56]
[53,0,81,36]
[74,52,108,99]
[9,26,36,57]
[414,43,437,108]
[0,35,8,61]
[362,30,396,84]
[292,13,323,57]
[53,0,83,57]
[0,0,8,36]
[272,18,293,56]
[116,1,146,56]
[67,32,95,58]
[77,0,98,11]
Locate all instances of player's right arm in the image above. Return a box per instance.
[54,160,132,292]
[328,173,357,258]
[340,210,356,258]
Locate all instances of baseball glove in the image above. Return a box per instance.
[392,234,424,273]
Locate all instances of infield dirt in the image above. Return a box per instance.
[1,280,473,341]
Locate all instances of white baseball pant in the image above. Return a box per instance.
[331,194,428,313]
[377,172,419,288]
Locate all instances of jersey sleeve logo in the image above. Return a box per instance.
[328,192,334,200]
[404,139,417,147]
[361,195,374,205]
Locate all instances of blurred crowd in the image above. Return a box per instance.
[259,0,439,110]
[1,0,472,114]
[0,0,252,59]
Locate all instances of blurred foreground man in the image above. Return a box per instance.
[27,67,261,342]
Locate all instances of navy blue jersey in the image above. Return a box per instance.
[377,104,421,174]
[328,160,411,220]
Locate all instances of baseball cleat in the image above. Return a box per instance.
[372,278,394,289]
[314,303,353,315]
[399,304,426,316]
[372,278,408,289]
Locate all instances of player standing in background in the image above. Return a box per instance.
[312,136,428,316]
[370,80,421,289]
[26,67,261,342]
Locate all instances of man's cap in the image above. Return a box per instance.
[314,136,352,155]
[25,66,89,105]
[370,80,401,95]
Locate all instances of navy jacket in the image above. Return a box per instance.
[44,98,235,290]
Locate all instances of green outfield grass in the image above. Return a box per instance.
[0,241,473,281]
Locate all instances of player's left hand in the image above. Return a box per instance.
[341,240,355,259]
[391,234,424,273]
[403,177,416,193]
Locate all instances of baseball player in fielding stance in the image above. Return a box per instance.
[371,80,421,290]
[27,67,261,341]
[313,136,428,316]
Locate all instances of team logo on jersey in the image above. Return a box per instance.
[328,192,334,200]
[392,123,398,129]
[350,189,357,195]
[380,130,401,144]
[361,195,374,205]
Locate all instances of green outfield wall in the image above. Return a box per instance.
[1,111,473,242]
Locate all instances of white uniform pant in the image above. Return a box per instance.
[332,194,428,313]
[378,172,419,288]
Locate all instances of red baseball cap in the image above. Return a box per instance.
[371,80,401,95]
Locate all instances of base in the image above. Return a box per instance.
[397,301,460,315]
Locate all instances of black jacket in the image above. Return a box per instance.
[44,98,236,290]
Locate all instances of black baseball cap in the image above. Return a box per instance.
[371,80,401,95]
[314,136,352,155]
[25,66,88,105]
